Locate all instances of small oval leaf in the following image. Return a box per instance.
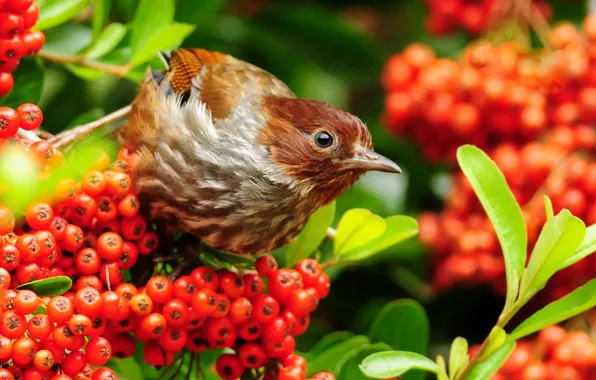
[307,335,370,376]
[368,299,429,380]
[334,209,386,257]
[286,201,335,266]
[519,210,586,302]
[130,0,174,55]
[562,224,596,269]
[87,23,127,59]
[17,276,72,297]
[37,0,91,31]
[359,351,441,378]
[456,145,527,312]
[130,23,195,67]
[336,343,393,380]
[449,337,469,379]
[510,277,596,340]
[340,215,418,261]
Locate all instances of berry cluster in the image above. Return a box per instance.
[0,0,45,97]
[472,325,596,379]
[423,0,552,36]
[420,131,596,298]
[386,15,596,301]
[0,103,42,139]
[212,255,332,379]
[382,18,596,164]
[0,133,156,378]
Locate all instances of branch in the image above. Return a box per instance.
[17,129,42,142]
[47,105,132,149]
[38,49,131,78]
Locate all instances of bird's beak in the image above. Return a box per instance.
[342,146,402,174]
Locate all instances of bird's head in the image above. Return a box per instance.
[259,96,402,205]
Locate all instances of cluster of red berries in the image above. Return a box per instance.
[423,0,552,36]
[419,128,596,298]
[389,15,596,301]
[0,103,42,139]
[472,325,596,379]
[0,0,45,97]
[382,17,596,164]
[209,255,331,379]
[0,134,157,378]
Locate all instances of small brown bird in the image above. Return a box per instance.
[120,48,402,254]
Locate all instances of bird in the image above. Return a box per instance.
[118,48,402,254]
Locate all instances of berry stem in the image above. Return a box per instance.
[16,128,41,142]
[46,105,132,149]
[37,49,131,77]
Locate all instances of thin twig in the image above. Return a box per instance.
[38,49,131,77]
[17,129,42,142]
[47,105,132,149]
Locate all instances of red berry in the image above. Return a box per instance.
[216,353,244,380]
[0,73,13,97]
[0,107,19,138]
[16,103,42,130]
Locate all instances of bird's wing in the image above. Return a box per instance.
[159,48,296,119]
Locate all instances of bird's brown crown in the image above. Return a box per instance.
[259,96,374,205]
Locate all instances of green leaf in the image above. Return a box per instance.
[519,210,586,302]
[87,23,127,59]
[340,215,418,261]
[544,195,554,221]
[307,335,370,376]
[562,224,596,269]
[465,341,515,380]
[510,277,596,340]
[43,23,93,54]
[286,202,335,266]
[303,331,356,361]
[130,23,195,67]
[92,0,111,40]
[449,337,469,379]
[456,145,527,312]
[359,351,441,378]
[437,355,449,380]
[335,343,393,380]
[130,0,174,55]
[368,299,429,380]
[0,58,45,108]
[37,0,91,31]
[17,276,72,296]
[334,209,386,257]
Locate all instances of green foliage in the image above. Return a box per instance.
[86,23,127,59]
[510,278,596,340]
[464,342,516,380]
[335,343,393,380]
[0,58,45,108]
[359,351,443,378]
[17,276,73,296]
[286,202,336,267]
[368,300,429,380]
[456,145,527,313]
[37,0,91,30]
[519,210,586,303]
[448,338,469,379]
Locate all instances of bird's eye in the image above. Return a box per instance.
[313,131,334,149]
